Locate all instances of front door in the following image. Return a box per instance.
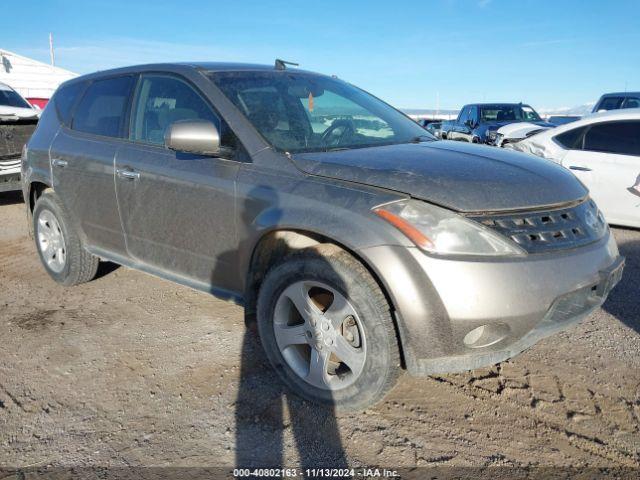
[115,74,242,292]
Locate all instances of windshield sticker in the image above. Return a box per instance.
[308,91,314,112]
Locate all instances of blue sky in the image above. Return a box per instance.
[5,0,639,110]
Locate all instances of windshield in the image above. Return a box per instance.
[0,86,32,109]
[479,104,541,122]
[209,71,433,153]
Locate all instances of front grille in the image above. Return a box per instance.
[469,199,606,253]
[0,157,21,172]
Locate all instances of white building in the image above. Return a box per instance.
[0,48,76,103]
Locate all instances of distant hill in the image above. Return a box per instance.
[402,109,459,120]
[538,103,596,116]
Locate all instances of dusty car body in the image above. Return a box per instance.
[22,63,624,408]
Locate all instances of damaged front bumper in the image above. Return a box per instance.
[358,232,623,376]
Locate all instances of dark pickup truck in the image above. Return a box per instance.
[441,103,552,145]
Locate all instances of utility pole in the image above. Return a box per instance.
[49,33,55,66]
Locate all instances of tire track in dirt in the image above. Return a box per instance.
[0,238,39,282]
[426,374,639,466]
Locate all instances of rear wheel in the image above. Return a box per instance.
[33,191,99,286]
[257,246,401,410]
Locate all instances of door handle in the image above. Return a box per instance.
[51,158,68,168]
[569,166,592,172]
[116,168,141,180]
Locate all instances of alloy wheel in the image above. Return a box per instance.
[272,280,366,391]
[36,210,67,273]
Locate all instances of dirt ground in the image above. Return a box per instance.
[1,190,639,472]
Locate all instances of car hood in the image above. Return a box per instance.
[291,141,587,213]
[0,105,40,121]
[484,120,553,130]
[497,122,552,139]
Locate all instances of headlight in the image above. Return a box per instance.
[374,200,526,256]
[486,130,498,140]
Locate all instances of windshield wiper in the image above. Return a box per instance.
[324,147,350,152]
[408,135,432,143]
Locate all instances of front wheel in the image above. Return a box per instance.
[256,246,401,410]
[33,191,99,286]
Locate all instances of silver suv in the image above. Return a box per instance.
[22,62,624,409]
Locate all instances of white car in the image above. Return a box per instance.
[507,109,640,228]
[494,122,552,147]
[0,82,40,192]
[0,82,40,122]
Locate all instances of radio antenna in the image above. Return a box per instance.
[275,58,299,70]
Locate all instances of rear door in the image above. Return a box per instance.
[115,73,242,291]
[50,75,135,255]
[562,120,640,226]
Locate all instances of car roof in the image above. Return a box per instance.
[60,62,321,87]
[598,91,640,97]
[532,108,640,140]
[472,103,531,107]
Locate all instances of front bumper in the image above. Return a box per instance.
[1,156,22,193]
[358,233,623,375]
[0,172,21,193]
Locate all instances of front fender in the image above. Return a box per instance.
[234,170,414,292]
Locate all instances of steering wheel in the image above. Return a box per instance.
[321,119,356,147]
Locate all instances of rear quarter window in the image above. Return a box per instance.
[72,76,135,138]
[553,126,587,149]
[53,81,87,127]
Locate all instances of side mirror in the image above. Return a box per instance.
[164,119,221,156]
[465,119,474,128]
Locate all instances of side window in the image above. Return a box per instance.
[131,75,222,146]
[622,97,640,109]
[583,121,640,156]
[469,106,479,125]
[72,76,134,138]
[596,97,624,111]
[53,81,86,126]
[554,126,587,150]
[458,106,469,124]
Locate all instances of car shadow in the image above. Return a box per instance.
[602,231,640,334]
[0,190,24,206]
[211,186,349,469]
[94,261,120,280]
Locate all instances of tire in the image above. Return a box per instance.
[33,191,99,286]
[256,245,401,410]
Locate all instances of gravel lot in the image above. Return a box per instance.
[0,190,639,471]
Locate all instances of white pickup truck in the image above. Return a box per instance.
[0,82,40,192]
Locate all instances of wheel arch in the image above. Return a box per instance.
[28,181,52,212]
[25,181,53,236]
[244,228,407,368]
